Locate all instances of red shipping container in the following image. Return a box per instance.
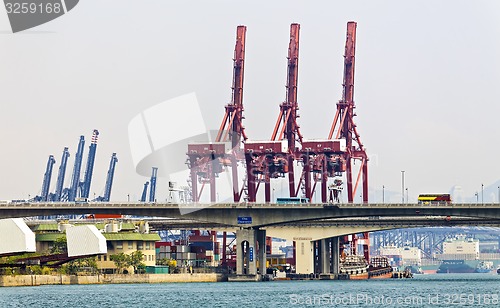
[155,242,173,248]
[189,235,214,242]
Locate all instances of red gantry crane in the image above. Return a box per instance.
[244,23,302,202]
[300,21,368,204]
[329,21,368,204]
[296,22,369,260]
[187,25,248,203]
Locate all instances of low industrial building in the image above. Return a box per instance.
[31,220,160,273]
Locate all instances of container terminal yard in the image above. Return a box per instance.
[1,21,500,283]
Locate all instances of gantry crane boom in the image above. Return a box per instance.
[53,147,70,202]
[38,155,56,201]
[149,167,158,202]
[81,129,99,199]
[140,181,149,202]
[68,136,85,202]
[95,153,118,202]
[216,25,247,147]
[103,153,118,202]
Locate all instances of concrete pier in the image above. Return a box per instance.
[234,228,266,279]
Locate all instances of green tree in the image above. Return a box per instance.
[51,235,67,254]
[156,258,168,266]
[62,257,99,275]
[110,253,129,274]
[128,250,146,274]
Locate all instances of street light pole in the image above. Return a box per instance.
[401,171,405,204]
[382,185,385,203]
[475,192,478,204]
[498,186,499,204]
[406,187,408,204]
[481,184,484,204]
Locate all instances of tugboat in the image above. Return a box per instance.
[404,265,424,275]
[475,261,493,273]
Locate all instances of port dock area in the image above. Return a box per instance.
[0,273,225,287]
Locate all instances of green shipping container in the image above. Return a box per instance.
[145,266,170,274]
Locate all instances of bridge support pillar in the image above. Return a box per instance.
[295,239,314,274]
[320,238,330,274]
[331,236,340,275]
[235,228,266,277]
[257,229,266,276]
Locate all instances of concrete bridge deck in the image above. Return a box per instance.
[1,202,499,227]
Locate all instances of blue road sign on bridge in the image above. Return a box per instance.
[237,216,252,224]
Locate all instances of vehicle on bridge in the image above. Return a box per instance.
[417,194,452,205]
[276,197,310,204]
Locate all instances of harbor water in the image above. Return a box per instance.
[0,274,499,307]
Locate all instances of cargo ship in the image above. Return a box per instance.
[435,235,485,274]
[436,260,477,273]
[435,259,493,273]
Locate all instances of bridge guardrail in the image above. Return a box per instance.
[1,202,499,209]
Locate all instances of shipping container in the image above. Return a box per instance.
[190,246,207,254]
[190,242,213,251]
[155,241,172,249]
[189,235,215,242]
[177,245,189,253]
[145,266,169,274]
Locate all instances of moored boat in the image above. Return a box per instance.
[436,260,476,274]
[368,256,393,279]
[340,255,369,280]
[475,261,493,273]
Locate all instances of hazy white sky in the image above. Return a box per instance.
[1,1,499,202]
